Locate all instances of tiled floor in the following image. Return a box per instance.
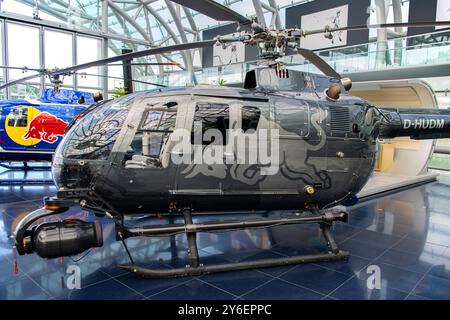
[1,173,450,300]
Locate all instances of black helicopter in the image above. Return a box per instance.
[8,0,450,278]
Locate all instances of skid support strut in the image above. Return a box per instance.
[119,209,350,278]
[183,209,200,268]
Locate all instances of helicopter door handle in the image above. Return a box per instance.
[171,151,190,157]
[171,150,195,157]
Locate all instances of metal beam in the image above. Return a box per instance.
[112,2,183,72]
[143,3,164,74]
[142,2,189,70]
[252,0,266,27]
[108,0,159,77]
[101,0,109,96]
[0,11,152,46]
[164,0,193,76]
[267,0,281,29]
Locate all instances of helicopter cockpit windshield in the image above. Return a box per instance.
[56,93,142,161]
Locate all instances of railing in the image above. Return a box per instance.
[287,30,450,75]
[137,29,450,87]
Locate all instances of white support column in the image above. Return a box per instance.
[101,0,108,97]
[375,0,389,68]
[2,19,9,99]
[392,0,403,66]
[73,30,77,90]
[39,25,45,92]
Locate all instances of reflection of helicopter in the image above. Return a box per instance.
[9,0,450,278]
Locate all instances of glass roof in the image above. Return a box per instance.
[0,0,314,69]
[0,0,418,84]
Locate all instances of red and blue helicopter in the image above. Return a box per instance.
[0,88,102,165]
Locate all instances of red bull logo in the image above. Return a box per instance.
[5,106,68,146]
[24,112,68,144]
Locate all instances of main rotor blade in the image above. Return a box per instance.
[0,39,229,90]
[0,65,42,72]
[170,0,252,27]
[50,40,222,76]
[305,21,450,36]
[296,48,341,79]
[108,62,181,67]
[75,72,167,87]
[0,73,42,90]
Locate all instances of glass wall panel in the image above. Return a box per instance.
[107,42,125,92]
[9,84,40,100]
[0,21,4,100]
[44,29,74,86]
[1,1,34,17]
[6,23,40,81]
[76,35,102,89]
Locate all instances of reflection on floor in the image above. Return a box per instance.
[358,171,438,198]
[1,174,450,300]
[0,164,53,185]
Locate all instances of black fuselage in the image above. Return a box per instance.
[52,69,378,214]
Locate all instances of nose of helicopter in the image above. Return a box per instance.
[51,154,63,188]
[51,156,100,191]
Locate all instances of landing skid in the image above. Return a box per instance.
[119,208,350,278]
[13,200,350,278]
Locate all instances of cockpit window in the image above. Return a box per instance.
[191,103,229,146]
[140,109,177,132]
[60,94,138,160]
[124,105,178,168]
[8,107,28,127]
[242,106,260,132]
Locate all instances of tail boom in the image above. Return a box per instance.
[377,108,450,140]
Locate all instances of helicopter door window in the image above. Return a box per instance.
[241,106,261,132]
[124,106,177,169]
[8,108,28,127]
[191,103,229,146]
